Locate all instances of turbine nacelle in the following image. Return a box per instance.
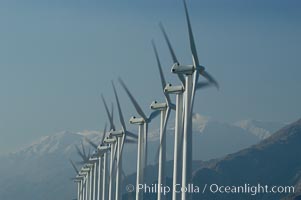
[79,171,87,176]
[103,137,116,144]
[94,145,110,156]
[164,84,184,94]
[73,178,82,182]
[109,129,124,137]
[84,164,93,168]
[129,116,145,125]
[89,157,98,162]
[171,63,194,75]
[97,145,111,151]
[150,101,167,110]
[80,168,90,173]
[76,175,85,179]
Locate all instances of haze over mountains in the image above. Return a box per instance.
[0,114,288,200]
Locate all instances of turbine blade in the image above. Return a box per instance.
[85,137,98,149]
[183,0,201,104]
[159,23,185,84]
[151,40,166,91]
[81,141,86,158]
[196,81,212,90]
[170,103,176,110]
[200,70,219,89]
[76,160,86,165]
[118,78,147,120]
[124,137,137,144]
[183,0,200,67]
[69,159,79,175]
[111,102,114,128]
[109,143,118,180]
[88,148,91,158]
[151,40,172,104]
[101,123,107,144]
[115,135,126,176]
[154,145,160,164]
[159,22,178,64]
[112,81,127,131]
[75,145,85,161]
[125,131,138,139]
[154,107,171,164]
[148,110,160,122]
[101,94,115,130]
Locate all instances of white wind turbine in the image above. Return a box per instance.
[159,22,213,200]
[101,94,136,200]
[150,40,175,200]
[70,159,86,200]
[111,81,138,200]
[103,135,117,200]
[100,95,118,200]
[90,159,98,200]
[119,78,160,200]
[75,142,95,200]
[96,139,111,200]
[88,145,111,200]
[78,164,93,200]
[85,124,109,200]
[165,1,219,199]
[80,165,93,200]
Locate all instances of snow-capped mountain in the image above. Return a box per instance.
[0,115,287,200]
[234,119,286,139]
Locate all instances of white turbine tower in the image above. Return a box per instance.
[111,81,138,200]
[151,40,175,200]
[164,84,184,200]
[119,78,160,200]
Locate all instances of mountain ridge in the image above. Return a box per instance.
[192,118,301,200]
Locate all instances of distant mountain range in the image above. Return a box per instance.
[0,114,289,200]
[192,118,301,200]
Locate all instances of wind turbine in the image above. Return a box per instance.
[70,159,85,200]
[103,135,117,200]
[164,1,219,199]
[88,155,100,200]
[150,40,175,200]
[74,143,88,200]
[119,78,160,200]
[159,22,213,200]
[101,95,118,200]
[80,165,93,200]
[75,141,97,200]
[76,164,93,200]
[87,135,111,200]
[111,81,138,200]
[85,124,108,200]
[91,127,116,200]
[99,144,110,200]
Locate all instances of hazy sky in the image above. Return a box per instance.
[0,0,300,154]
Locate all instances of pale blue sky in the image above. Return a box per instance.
[0,0,300,153]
